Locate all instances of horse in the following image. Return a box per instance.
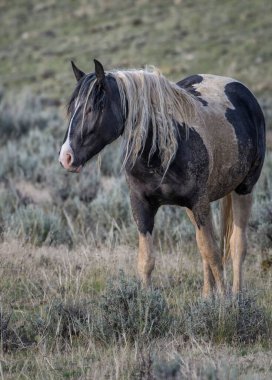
[59,59,265,296]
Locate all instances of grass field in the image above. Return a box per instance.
[0,0,272,379]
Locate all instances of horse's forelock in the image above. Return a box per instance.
[67,73,96,114]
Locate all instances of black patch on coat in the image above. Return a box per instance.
[129,193,158,234]
[224,82,266,194]
[177,75,208,106]
[126,124,210,233]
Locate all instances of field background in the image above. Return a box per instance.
[0,0,272,379]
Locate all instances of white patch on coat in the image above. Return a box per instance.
[194,74,237,110]
[191,75,240,197]
[59,103,80,164]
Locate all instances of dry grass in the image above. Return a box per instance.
[0,241,271,379]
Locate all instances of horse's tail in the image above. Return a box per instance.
[220,193,233,265]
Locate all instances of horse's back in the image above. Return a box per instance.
[177,74,266,197]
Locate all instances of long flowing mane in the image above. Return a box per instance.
[70,67,199,172]
[111,67,198,171]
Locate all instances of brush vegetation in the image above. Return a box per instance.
[0,0,272,378]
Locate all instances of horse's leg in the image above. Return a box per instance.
[230,192,253,294]
[186,209,215,295]
[138,232,154,286]
[186,207,224,296]
[130,193,158,286]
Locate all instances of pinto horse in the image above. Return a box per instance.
[59,60,265,296]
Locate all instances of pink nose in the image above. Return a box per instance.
[60,150,74,169]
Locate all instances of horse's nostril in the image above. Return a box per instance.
[59,145,74,169]
[66,152,73,166]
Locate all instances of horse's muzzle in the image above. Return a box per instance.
[59,149,74,169]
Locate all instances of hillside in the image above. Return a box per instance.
[0,0,272,106]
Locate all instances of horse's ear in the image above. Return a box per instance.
[94,59,105,83]
[71,61,85,82]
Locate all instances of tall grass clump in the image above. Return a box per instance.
[0,309,34,352]
[0,187,18,220]
[92,273,172,343]
[184,293,269,344]
[0,187,19,240]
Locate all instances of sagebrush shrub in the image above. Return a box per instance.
[48,163,100,204]
[99,140,122,176]
[0,129,57,182]
[35,300,91,341]
[155,205,195,247]
[92,273,172,343]
[88,177,134,244]
[27,274,172,345]
[0,90,61,145]
[7,205,71,246]
[152,356,182,380]
[184,293,268,344]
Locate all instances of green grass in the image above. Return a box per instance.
[0,0,272,118]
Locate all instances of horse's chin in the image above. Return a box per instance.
[67,151,99,173]
[67,165,83,173]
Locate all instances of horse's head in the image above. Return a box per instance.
[59,60,124,172]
